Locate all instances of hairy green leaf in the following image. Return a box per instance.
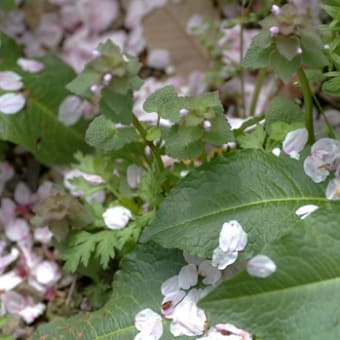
[141,150,328,260]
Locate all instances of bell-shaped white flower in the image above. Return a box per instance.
[198,260,221,285]
[0,71,23,90]
[17,58,45,73]
[282,128,308,160]
[295,204,319,220]
[178,264,198,290]
[247,255,276,278]
[0,93,25,114]
[134,308,163,340]
[103,206,132,229]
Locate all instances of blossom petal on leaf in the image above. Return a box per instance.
[247,254,276,278]
[17,58,45,73]
[0,71,23,91]
[178,264,198,290]
[134,308,163,340]
[295,204,319,220]
[0,93,25,114]
[161,275,179,296]
[219,220,247,253]
[212,246,238,270]
[58,95,84,126]
[198,260,221,285]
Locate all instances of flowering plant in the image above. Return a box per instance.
[0,1,340,339]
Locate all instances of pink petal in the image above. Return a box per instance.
[0,93,25,114]
[19,303,45,324]
[0,271,23,290]
[17,58,45,73]
[247,255,276,278]
[58,95,84,126]
[178,264,198,290]
[33,261,61,285]
[0,71,23,91]
[5,218,30,242]
[147,49,171,69]
[14,181,32,206]
[34,226,53,244]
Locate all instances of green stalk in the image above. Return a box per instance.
[249,68,267,117]
[297,68,314,144]
[132,115,164,172]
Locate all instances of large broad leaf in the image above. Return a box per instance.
[33,243,186,340]
[141,150,328,260]
[200,205,340,339]
[0,36,90,164]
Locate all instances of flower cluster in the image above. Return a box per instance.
[304,138,340,199]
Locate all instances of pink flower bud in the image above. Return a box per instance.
[102,72,112,85]
[90,84,102,94]
[91,49,101,58]
[271,4,280,15]
[203,120,211,131]
[269,26,280,36]
[296,47,303,55]
[179,108,188,117]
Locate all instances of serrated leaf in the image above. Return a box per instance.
[265,97,304,135]
[200,207,340,339]
[270,50,300,83]
[86,115,140,151]
[0,50,90,164]
[242,32,273,69]
[236,124,266,149]
[164,125,204,160]
[141,150,328,260]
[34,243,186,340]
[143,85,182,122]
[204,114,234,145]
[270,121,304,141]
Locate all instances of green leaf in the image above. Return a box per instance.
[143,85,182,122]
[146,126,161,141]
[236,124,266,149]
[301,31,328,69]
[0,54,90,165]
[204,114,234,145]
[0,0,16,11]
[86,115,140,151]
[265,97,304,135]
[270,50,300,83]
[275,35,300,61]
[242,32,273,69]
[322,76,340,96]
[33,243,185,340]
[164,125,204,160]
[141,150,327,260]
[100,88,133,124]
[200,207,340,339]
[270,121,304,141]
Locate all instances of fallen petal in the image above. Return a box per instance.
[0,93,25,114]
[295,204,319,219]
[17,58,45,73]
[247,254,276,278]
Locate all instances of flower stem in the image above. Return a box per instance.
[132,115,164,172]
[249,68,267,117]
[297,68,314,144]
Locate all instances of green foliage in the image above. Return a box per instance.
[265,97,304,135]
[236,125,266,149]
[141,150,327,260]
[322,76,340,95]
[0,0,16,11]
[270,50,300,84]
[85,115,140,151]
[100,88,133,125]
[0,36,90,165]
[67,40,142,97]
[33,243,186,340]
[61,222,141,273]
[200,208,340,339]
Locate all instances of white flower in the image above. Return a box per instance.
[34,226,53,244]
[103,206,132,229]
[304,138,340,183]
[247,255,276,278]
[17,58,45,73]
[1,291,45,324]
[0,247,19,274]
[178,264,198,290]
[0,271,23,291]
[295,204,319,220]
[282,128,308,160]
[33,261,61,285]
[134,308,163,340]
[198,260,221,285]
[0,93,25,114]
[169,288,207,337]
[0,71,23,90]
[5,218,30,242]
[212,221,247,270]
[272,147,281,157]
[325,177,340,200]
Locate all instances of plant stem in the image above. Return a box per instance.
[132,115,164,172]
[297,68,314,144]
[249,68,267,117]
